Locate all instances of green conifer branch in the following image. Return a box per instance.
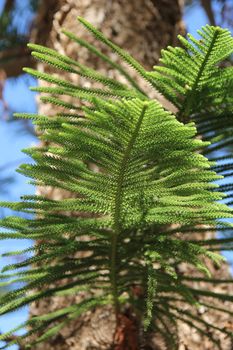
[0,21,232,348]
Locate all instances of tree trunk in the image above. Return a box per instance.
[30,1,232,349]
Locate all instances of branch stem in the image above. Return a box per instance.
[110,103,148,316]
[180,29,219,122]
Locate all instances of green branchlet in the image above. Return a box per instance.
[0,19,232,348]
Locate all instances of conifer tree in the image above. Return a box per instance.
[0,18,232,350]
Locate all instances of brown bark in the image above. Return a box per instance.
[28,1,233,349]
[200,0,216,26]
[0,0,32,78]
[2,0,15,13]
[0,46,34,77]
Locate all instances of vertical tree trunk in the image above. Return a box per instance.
[29,1,232,349]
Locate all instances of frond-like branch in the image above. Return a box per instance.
[0,20,232,348]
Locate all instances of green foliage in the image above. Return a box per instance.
[0,19,233,348]
[148,24,233,210]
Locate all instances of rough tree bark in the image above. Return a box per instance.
[29,1,233,349]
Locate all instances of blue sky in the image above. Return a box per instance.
[0,1,38,344]
[0,1,230,348]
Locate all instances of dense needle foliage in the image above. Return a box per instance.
[0,19,233,348]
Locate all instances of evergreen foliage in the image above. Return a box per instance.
[0,19,233,348]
